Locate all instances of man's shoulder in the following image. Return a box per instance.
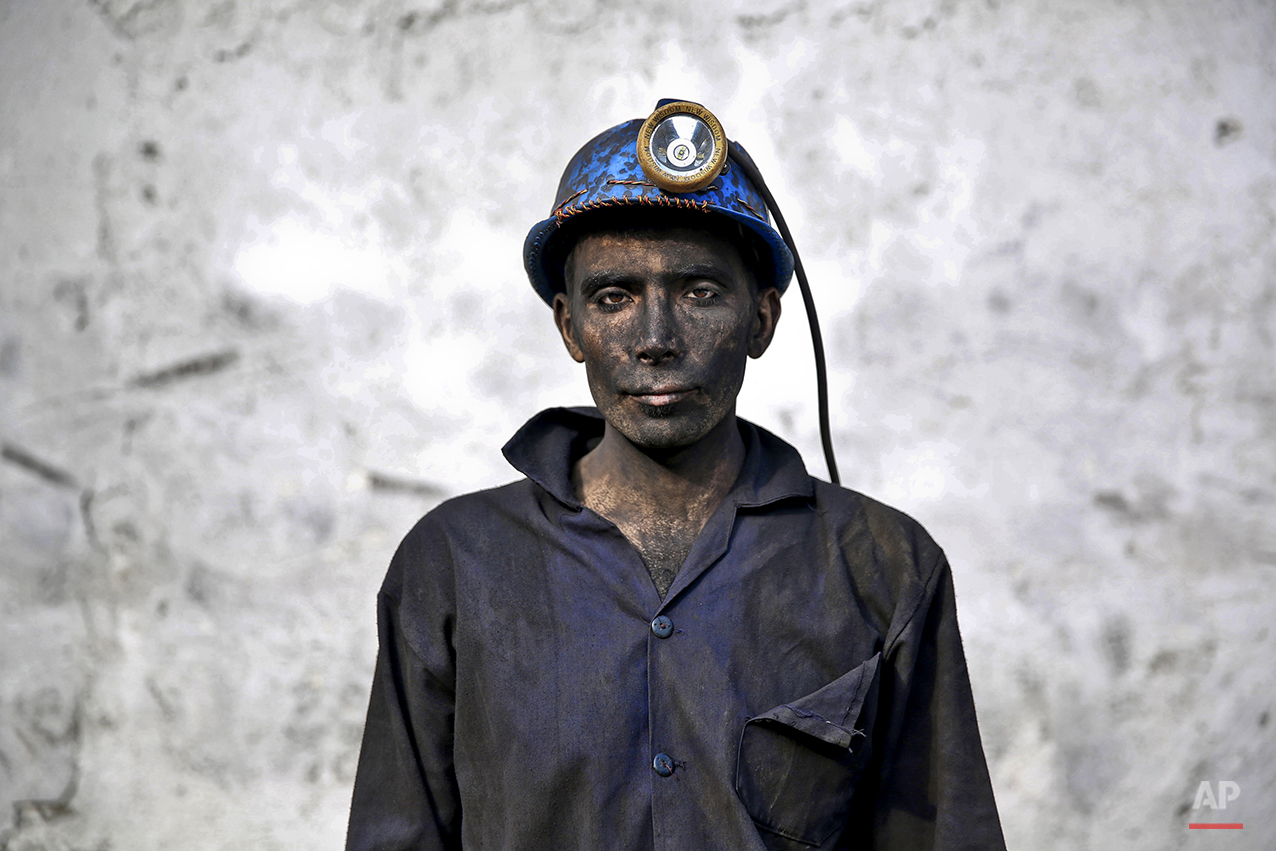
[810,479,946,580]
[404,477,545,542]
[798,482,952,648]
[812,478,935,536]
[379,476,546,595]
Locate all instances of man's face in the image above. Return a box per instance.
[553,227,781,451]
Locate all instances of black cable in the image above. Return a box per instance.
[727,141,840,486]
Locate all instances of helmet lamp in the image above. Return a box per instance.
[636,101,727,193]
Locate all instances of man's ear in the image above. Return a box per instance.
[553,291,586,363]
[747,286,781,359]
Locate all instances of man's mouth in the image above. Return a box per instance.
[628,387,695,407]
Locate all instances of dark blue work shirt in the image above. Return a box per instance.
[347,408,1005,850]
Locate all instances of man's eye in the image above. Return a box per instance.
[687,286,718,300]
[597,290,629,306]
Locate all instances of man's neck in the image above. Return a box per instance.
[576,413,745,518]
[572,413,746,595]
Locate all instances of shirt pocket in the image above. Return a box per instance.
[734,653,881,850]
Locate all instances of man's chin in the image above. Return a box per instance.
[633,400,679,420]
[610,412,719,452]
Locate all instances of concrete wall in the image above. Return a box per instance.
[2,0,1273,847]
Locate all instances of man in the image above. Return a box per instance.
[347,104,1006,850]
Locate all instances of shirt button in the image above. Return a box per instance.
[652,753,674,777]
[650,615,674,638]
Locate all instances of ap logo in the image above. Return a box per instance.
[1194,781,1240,810]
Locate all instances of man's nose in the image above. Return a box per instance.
[634,293,680,364]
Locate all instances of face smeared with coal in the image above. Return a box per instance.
[554,225,780,456]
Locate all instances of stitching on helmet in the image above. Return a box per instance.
[734,197,763,219]
[553,189,587,215]
[606,179,657,188]
[554,195,712,225]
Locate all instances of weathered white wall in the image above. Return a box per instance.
[2,0,1273,848]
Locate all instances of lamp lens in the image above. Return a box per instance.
[649,115,716,174]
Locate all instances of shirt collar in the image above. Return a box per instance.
[501,406,815,510]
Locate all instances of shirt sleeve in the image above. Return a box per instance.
[855,555,1006,851]
[346,583,461,851]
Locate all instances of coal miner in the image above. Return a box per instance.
[347,102,1006,850]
